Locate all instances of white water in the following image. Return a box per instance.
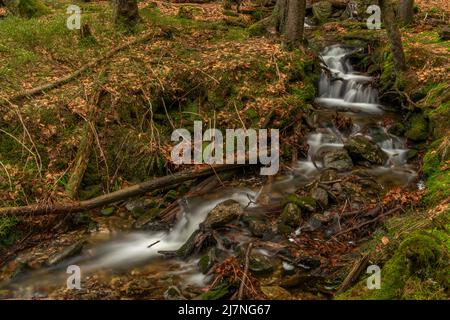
[316,45,381,113]
[80,189,257,271]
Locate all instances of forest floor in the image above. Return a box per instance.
[0,0,448,300]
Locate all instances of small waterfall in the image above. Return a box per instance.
[316,45,381,113]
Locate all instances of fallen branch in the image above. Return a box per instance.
[335,207,401,237]
[0,164,247,216]
[0,31,158,106]
[335,253,369,295]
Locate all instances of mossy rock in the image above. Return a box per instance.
[279,203,302,228]
[388,123,406,137]
[345,135,388,165]
[5,0,49,18]
[202,199,243,229]
[322,149,353,171]
[406,112,429,142]
[282,194,317,212]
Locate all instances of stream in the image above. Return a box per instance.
[0,45,419,299]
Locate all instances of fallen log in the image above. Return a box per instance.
[0,164,248,216]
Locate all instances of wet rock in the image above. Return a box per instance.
[345,135,388,165]
[164,286,186,300]
[388,123,406,137]
[312,1,332,23]
[406,113,429,142]
[279,203,302,228]
[176,229,216,259]
[282,194,317,212]
[311,187,329,208]
[249,254,274,276]
[320,168,339,182]
[261,286,292,300]
[248,219,270,238]
[201,199,243,229]
[322,149,353,171]
[47,240,84,266]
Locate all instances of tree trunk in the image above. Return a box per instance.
[274,0,306,46]
[379,0,407,72]
[113,0,139,27]
[397,0,414,25]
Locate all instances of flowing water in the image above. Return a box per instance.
[0,45,419,299]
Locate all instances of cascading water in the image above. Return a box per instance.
[316,45,381,113]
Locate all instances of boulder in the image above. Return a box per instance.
[202,199,243,229]
[345,135,388,165]
[322,149,353,171]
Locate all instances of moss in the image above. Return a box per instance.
[6,0,50,18]
[282,194,317,212]
[405,112,429,141]
[0,216,20,247]
[422,138,450,205]
[338,231,449,300]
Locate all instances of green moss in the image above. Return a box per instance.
[422,138,450,205]
[0,216,20,247]
[405,112,429,141]
[282,194,317,212]
[338,231,449,300]
[6,0,50,18]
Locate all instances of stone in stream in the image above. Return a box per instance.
[201,199,243,229]
[322,149,353,171]
[344,135,388,165]
[279,203,302,228]
[248,218,271,238]
[47,240,85,266]
[311,187,329,208]
[282,194,317,213]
